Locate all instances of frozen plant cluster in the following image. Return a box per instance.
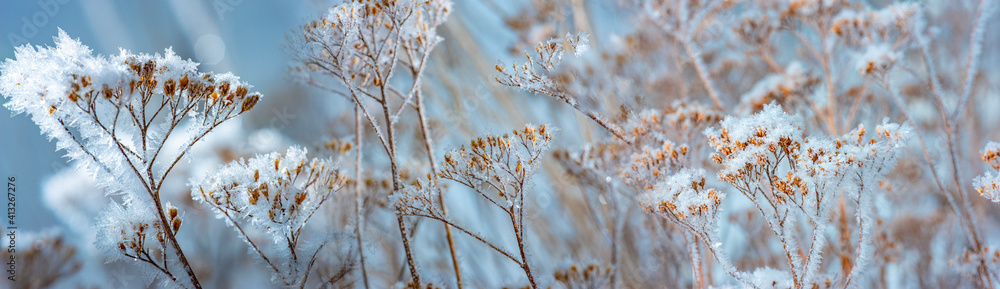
[2,29,261,288]
[3,0,1000,288]
[193,146,348,287]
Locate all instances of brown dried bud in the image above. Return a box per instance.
[219,81,230,96]
[295,192,307,205]
[235,86,248,98]
[179,75,189,91]
[241,93,260,113]
[164,79,176,97]
[102,85,114,99]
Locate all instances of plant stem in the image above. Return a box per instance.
[414,89,463,288]
[381,91,421,285]
[152,190,202,289]
[354,105,370,289]
[510,211,537,288]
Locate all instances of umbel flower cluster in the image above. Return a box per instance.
[4,0,1000,288]
[1,29,262,288]
[194,146,348,287]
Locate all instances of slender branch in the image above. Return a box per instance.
[679,36,724,110]
[951,0,991,123]
[414,86,463,288]
[354,105,371,289]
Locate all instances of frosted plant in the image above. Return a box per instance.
[0,30,261,288]
[855,44,898,78]
[394,124,554,288]
[718,104,905,288]
[638,168,724,238]
[639,0,734,110]
[738,62,821,113]
[639,103,908,288]
[0,230,82,289]
[496,33,630,143]
[193,146,348,287]
[553,100,721,286]
[974,142,1000,202]
[287,1,457,286]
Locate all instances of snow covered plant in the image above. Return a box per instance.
[975,142,1000,202]
[287,0,457,286]
[640,103,909,288]
[496,32,630,144]
[193,146,349,287]
[0,30,262,288]
[393,124,554,288]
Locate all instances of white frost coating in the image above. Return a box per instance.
[750,267,794,289]
[975,141,1000,202]
[638,168,724,233]
[871,3,923,33]
[705,102,803,182]
[856,43,898,77]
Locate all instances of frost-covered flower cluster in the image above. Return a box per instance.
[974,142,1000,202]
[638,168,724,232]
[640,103,910,288]
[289,0,452,90]
[193,146,347,286]
[7,0,1000,288]
[1,30,260,195]
[495,32,592,106]
[437,124,553,211]
[1,29,262,288]
[394,124,554,287]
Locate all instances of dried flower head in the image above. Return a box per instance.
[195,146,347,244]
[438,124,554,207]
[639,168,725,232]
